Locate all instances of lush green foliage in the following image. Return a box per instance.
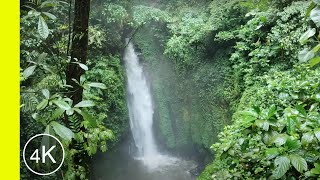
[200,66,320,179]
[20,0,129,179]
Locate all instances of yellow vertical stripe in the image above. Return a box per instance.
[0,1,20,179]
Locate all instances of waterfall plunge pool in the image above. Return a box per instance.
[91,140,197,180]
[92,41,198,180]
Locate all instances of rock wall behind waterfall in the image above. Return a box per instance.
[132,25,232,158]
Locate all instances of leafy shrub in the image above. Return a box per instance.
[199,65,320,179]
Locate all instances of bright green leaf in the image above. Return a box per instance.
[23,65,37,78]
[272,156,291,179]
[267,105,277,119]
[301,132,315,145]
[266,148,279,159]
[36,99,48,110]
[273,134,288,146]
[314,128,320,142]
[74,100,95,108]
[311,6,320,27]
[53,100,71,111]
[78,63,88,71]
[50,121,74,141]
[38,16,49,39]
[298,48,315,63]
[41,89,50,99]
[296,105,307,117]
[289,154,308,173]
[285,139,301,151]
[299,28,316,44]
[87,82,107,89]
[42,12,56,20]
[309,57,320,67]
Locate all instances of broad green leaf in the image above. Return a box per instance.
[299,28,316,44]
[314,128,320,142]
[289,154,308,173]
[32,113,38,120]
[52,108,64,120]
[273,156,291,179]
[87,82,107,89]
[78,63,88,71]
[74,100,95,108]
[309,57,320,67]
[296,105,307,117]
[266,148,279,159]
[42,12,56,20]
[23,65,36,78]
[286,117,297,134]
[36,99,48,110]
[77,110,97,128]
[273,134,288,146]
[267,105,277,119]
[310,163,320,175]
[298,48,315,63]
[66,108,74,115]
[41,125,56,165]
[305,2,316,20]
[312,44,320,52]
[41,89,50,99]
[285,139,301,151]
[38,16,49,39]
[301,132,314,145]
[53,100,71,111]
[252,106,260,114]
[256,120,269,131]
[311,6,320,27]
[50,121,74,141]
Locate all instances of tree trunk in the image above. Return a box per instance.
[65,1,90,178]
[66,0,90,105]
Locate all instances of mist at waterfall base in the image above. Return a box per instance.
[92,41,197,180]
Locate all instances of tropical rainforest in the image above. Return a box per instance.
[20,0,320,179]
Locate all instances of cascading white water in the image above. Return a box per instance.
[124,40,194,173]
[124,41,159,160]
[92,40,197,179]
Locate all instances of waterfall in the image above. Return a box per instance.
[124,40,193,172]
[124,41,159,162]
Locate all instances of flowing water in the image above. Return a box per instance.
[92,41,196,180]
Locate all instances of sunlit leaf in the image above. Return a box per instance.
[265,148,279,159]
[74,100,95,108]
[36,99,48,110]
[87,82,107,89]
[299,28,316,44]
[289,154,308,173]
[272,156,291,179]
[301,132,314,145]
[53,100,71,111]
[42,12,56,20]
[314,128,320,142]
[311,6,320,27]
[50,121,74,141]
[298,48,315,63]
[41,89,50,99]
[38,16,49,39]
[309,57,320,67]
[23,65,37,78]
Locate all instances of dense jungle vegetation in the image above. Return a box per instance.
[20,0,320,179]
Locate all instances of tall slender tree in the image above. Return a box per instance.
[65,0,91,178]
[66,0,90,105]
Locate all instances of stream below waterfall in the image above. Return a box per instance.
[91,41,197,180]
